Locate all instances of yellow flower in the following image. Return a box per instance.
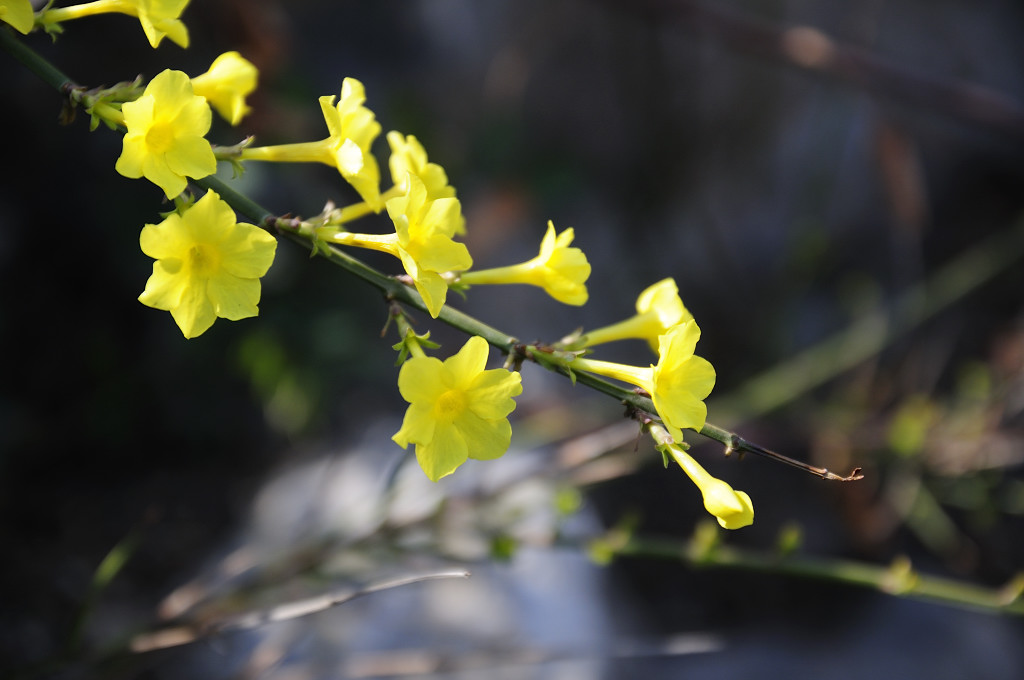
[241,77,382,208]
[665,442,753,529]
[572,320,716,439]
[323,174,471,318]
[458,221,591,305]
[138,190,277,338]
[190,51,258,125]
[393,336,523,481]
[579,278,693,351]
[39,0,190,48]
[1,0,35,34]
[116,69,216,199]
[387,131,464,234]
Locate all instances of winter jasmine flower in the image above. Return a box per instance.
[393,335,523,481]
[115,69,216,198]
[458,221,590,305]
[138,190,277,338]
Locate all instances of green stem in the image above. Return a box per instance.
[393,312,428,359]
[0,24,76,92]
[617,534,1024,616]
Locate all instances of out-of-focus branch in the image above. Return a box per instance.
[609,0,1024,141]
[602,525,1024,616]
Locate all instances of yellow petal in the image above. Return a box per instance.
[657,320,700,367]
[138,259,186,311]
[141,153,187,199]
[139,214,190,259]
[163,137,216,181]
[115,138,147,180]
[416,423,469,481]
[169,277,217,338]
[206,273,261,321]
[411,270,448,318]
[397,356,445,404]
[219,227,278,278]
[1,0,35,34]
[442,336,489,386]
[466,369,523,420]
[393,402,436,449]
[457,412,513,461]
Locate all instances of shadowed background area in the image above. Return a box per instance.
[2,0,1024,678]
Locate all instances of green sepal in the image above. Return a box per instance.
[392,329,440,365]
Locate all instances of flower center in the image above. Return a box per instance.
[187,243,220,277]
[434,389,466,421]
[145,121,176,154]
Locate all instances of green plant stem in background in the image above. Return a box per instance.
[0,26,74,91]
[611,530,1024,616]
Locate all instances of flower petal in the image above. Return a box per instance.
[393,403,436,449]
[206,272,260,321]
[456,411,513,461]
[467,369,523,420]
[1,0,35,34]
[416,422,468,481]
[163,135,217,180]
[141,153,187,199]
[169,276,217,338]
[219,226,278,278]
[139,214,183,259]
[397,356,445,404]
[182,190,235,243]
[146,70,192,112]
[411,269,448,319]
[442,336,489,386]
[138,259,186,311]
[172,95,213,138]
[657,320,700,368]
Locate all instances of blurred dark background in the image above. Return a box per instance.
[3,0,1024,678]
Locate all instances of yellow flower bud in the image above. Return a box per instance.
[666,443,754,529]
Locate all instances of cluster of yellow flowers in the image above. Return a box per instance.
[2,0,751,527]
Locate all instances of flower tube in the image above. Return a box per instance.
[578,278,692,351]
